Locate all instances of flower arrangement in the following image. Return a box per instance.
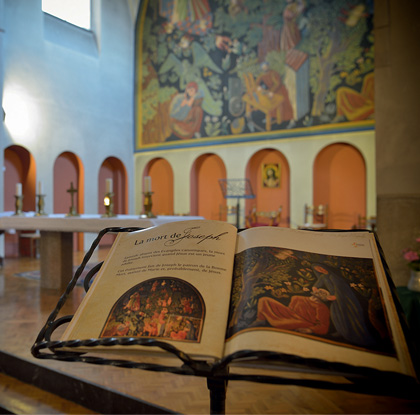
[402,237,420,272]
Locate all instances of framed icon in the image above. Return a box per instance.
[262,163,280,188]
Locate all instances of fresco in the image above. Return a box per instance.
[135,0,374,149]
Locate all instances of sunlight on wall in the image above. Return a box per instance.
[42,0,91,30]
[3,85,41,143]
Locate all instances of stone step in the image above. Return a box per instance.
[0,351,173,414]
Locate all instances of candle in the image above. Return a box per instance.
[16,183,22,196]
[106,178,113,194]
[38,181,43,195]
[144,176,152,193]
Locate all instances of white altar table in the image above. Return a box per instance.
[0,213,203,289]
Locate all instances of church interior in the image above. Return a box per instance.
[1,0,420,413]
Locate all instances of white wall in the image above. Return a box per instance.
[1,0,135,216]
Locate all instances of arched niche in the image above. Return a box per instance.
[4,145,36,212]
[3,145,36,257]
[190,154,226,220]
[314,143,366,229]
[245,148,290,226]
[53,152,84,250]
[143,158,174,216]
[98,157,128,215]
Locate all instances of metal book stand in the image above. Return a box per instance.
[218,179,255,228]
[31,227,420,414]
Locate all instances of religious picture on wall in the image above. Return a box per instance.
[262,164,280,188]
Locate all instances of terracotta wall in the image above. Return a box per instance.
[314,143,366,229]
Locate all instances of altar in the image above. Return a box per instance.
[0,213,203,289]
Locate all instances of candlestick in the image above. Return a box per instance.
[16,183,22,196]
[38,181,43,195]
[36,193,47,216]
[140,191,156,218]
[102,192,116,217]
[14,195,24,216]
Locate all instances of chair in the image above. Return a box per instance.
[242,72,284,131]
[299,204,328,229]
[18,230,41,258]
[219,204,237,221]
[245,206,282,228]
[357,215,377,232]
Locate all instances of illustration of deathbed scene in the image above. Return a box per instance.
[226,246,397,357]
[101,277,205,342]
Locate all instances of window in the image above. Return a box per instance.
[42,0,91,30]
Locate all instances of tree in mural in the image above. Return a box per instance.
[298,1,374,120]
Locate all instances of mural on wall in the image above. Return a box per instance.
[135,0,374,149]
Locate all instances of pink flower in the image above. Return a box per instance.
[403,250,419,262]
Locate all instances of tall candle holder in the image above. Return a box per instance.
[102,192,116,217]
[36,194,47,216]
[14,195,24,216]
[140,191,156,218]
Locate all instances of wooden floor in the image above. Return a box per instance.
[1,250,420,414]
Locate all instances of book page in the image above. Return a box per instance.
[224,227,416,378]
[62,220,238,361]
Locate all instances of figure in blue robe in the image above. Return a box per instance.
[312,263,377,348]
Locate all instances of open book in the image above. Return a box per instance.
[60,220,418,382]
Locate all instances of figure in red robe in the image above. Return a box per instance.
[255,287,336,335]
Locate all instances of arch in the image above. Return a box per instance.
[53,152,84,215]
[190,154,226,220]
[245,148,290,227]
[4,145,36,212]
[3,145,36,257]
[314,143,366,229]
[143,158,174,216]
[98,156,128,215]
[53,152,84,250]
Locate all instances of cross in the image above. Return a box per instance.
[67,182,78,215]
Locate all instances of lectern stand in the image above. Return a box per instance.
[31,227,420,414]
[218,179,255,228]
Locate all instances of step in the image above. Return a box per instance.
[0,351,174,414]
[0,372,96,414]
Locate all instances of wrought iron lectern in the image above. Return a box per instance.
[218,179,255,228]
[31,227,420,414]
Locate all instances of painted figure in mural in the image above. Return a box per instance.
[280,0,306,51]
[255,61,294,123]
[334,72,374,122]
[312,263,378,347]
[253,286,336,335]
[169,81,204,140]
[159,0,213,36]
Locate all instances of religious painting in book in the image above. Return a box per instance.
[135,0,374,149]
[226,246,396,356]
[101,277,205,342]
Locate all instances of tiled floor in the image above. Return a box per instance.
[1,250,420,414]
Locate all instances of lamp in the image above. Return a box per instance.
[102,178,115,217]
[140,176,156,218]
